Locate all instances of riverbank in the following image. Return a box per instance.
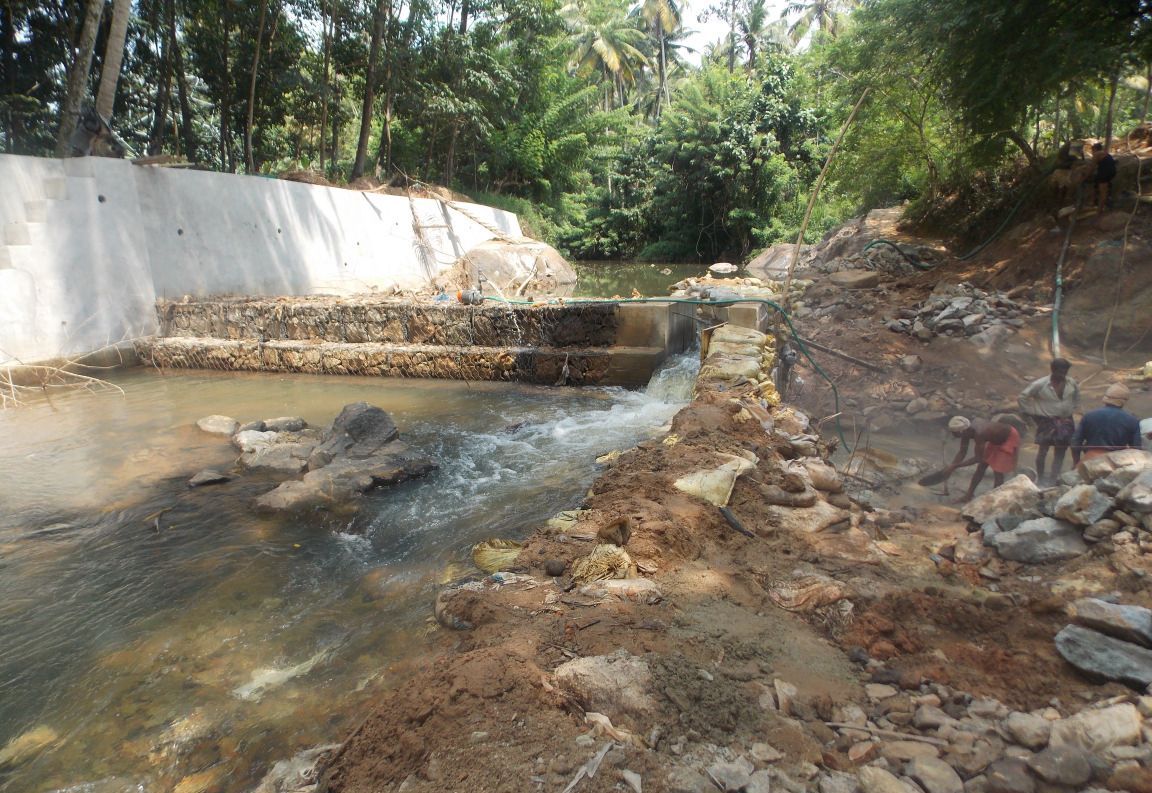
[307,209,1152,793]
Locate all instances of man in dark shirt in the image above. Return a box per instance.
[1072,383,1142,463]
[1091,142,1117,213]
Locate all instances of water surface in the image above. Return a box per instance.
[0,361,696,792]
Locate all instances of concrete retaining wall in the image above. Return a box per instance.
[0,154,521,366]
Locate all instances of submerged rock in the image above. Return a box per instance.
[188,469,231,488]
[197,415,239,435]
[0,725,59,770]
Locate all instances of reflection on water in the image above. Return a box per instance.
[0,359,697,792]
[571,261,711,297]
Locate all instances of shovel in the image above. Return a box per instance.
[917,466,955,487]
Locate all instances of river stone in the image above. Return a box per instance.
[188,469,230,488]
[554,649,656,723]
[819,771,860,793]
[1025,745,1091,787]
[263,416,307,433]
[857,767,910,793]
[1117,470,1152,514]
[1096,465,1145,496]
[233,429,278,453]
[241,441,315,473]
[1071,598,1152,647]
[1083,519,1121,543]
[707,756,754,792]
[961,476,1040,525]
[983,758,1034,793]
[1053,484,1112,526]
[237,419,266,433]
[905,756,963,793]
[1055,625,1152,688]
[990,517,1087,563]
[1048,700,1142,753]
[197,415,239,435]
[1002,711,1050,750]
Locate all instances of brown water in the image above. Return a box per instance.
[0,361,697,792]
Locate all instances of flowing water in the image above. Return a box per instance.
[0,358,698,792]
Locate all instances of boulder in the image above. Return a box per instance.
[1096,465,1145,496]
[452,239,576,297]
[233,429,278,453]
[1083,519,1121,543]
[263,416,307,432]
[1002,711,1050,750]
[1025,745,1092,787]
[856,767,910,793]
[990,517,1087,563]
[1053,484,1112,526]
[1070,598,1152,647]
[983,758,1034,793]
[904,756,963,793]
[241,441,315,473]
[188,469,230,488]
[197,415,239,435]
[310,402,399,465]
[255,441,436,512]
[1048,699,1142,752]
[961,476,1041,525]
[829,271,883,289]
[1058,623,1152,688]
[554,650,656,724]
[1117,470,1152,514]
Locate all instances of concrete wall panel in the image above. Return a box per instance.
[0,154,522,365]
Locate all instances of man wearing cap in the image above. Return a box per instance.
[1071,383,1143,463]
[945,416,1021,501]
[1018,358,1080,484]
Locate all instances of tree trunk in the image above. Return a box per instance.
[148,2,173,154]
[55,0,104,155]
[2,3,15,151]
[1103,70,1119,150]
[245,0,270,173]
[445,121,459,186]
[96,0,132,120]
[1005,129,1039,168]
[458,0,469,34]
[318,0,331,170]
[350,0,385,180]
[727,0,736,74]
[1142,62,1152,125]
[168,0,197,160]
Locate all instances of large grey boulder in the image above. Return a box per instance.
[255,403,436,512]
[308,402,399,468]
[256,442,435,511]
[241,441,315,474]
[991,517,1086,563]
[452,239,576,297]
[1053,484,1112,526]
[1116,469,1152,514]
[962,475,1041,525]
[1054,625,1152,689]
[1070,598,1152,647]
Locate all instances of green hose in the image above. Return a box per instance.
[478,294,851,452]
[861,239,935,270]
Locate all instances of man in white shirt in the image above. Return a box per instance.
[1018,358,1080,484]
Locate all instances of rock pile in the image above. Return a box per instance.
[1056,599,1152,689]
[961,450,1152,569]
[194,402,436,511]
[551,647,1152,793]
[883,283,1048,347]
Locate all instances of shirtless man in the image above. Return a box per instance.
[944,416,1021,501]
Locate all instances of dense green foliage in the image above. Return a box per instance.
[2,0,1150,260]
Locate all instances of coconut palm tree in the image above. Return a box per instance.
[96,0,133,121]
[781,0,856,44]
[635,0,682,116]
[563,0,650,109]
[737,0,790,70]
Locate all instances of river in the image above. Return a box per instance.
[0,358,697,792]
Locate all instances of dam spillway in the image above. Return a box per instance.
[136,296,698,387]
